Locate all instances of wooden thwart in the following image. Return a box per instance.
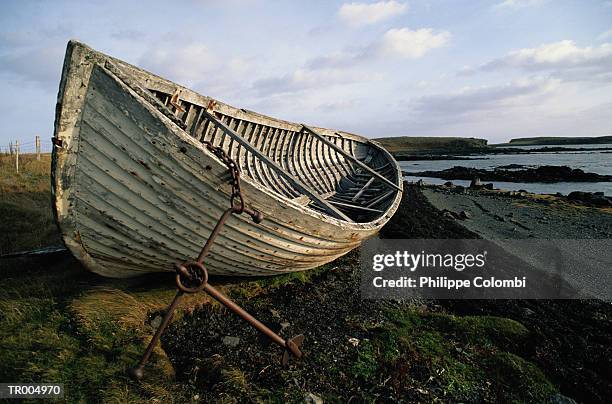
[366,190,395,208]
[301,125,401,192]
[328,200,383,213]
[352,177,375,202]
[201,110,353,222]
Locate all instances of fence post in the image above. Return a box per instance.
[15,140,19,173]
[36,135,41,161]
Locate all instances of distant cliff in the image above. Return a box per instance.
[505,136,612,146]
[375,136,488,157]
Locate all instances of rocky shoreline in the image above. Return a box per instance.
[392,146,612,161]
[405,165,612,183]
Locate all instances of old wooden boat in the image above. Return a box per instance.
[52,40,403,278]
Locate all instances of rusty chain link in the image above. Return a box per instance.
[202,140,245,213]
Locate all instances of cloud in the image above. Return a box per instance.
[251,68,380,96]
[140,43,220,86]
[138,40,256,101]
[598,29,612,41]
[0,45,65,88]
[465,40,612,83]
[306,27,451,70]
[255,25,450,97]
[305,51,363,70]
[484,40,612,69]
[377,28,450,58]
[338,1,407,27]
[494,0,546,10]
[411,77,559,118]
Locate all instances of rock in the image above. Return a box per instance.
[443,181,454,187]
[443,211,455,220]
[150,315,162,329]
[459,210,471,220]
[348,337,360,347]
[410,165,612,183]
[549,393,578,404]
[470,177,482,188]
[483,183,494,190]
[567,191,612,207]
[222,336,240,347]
[304,392,323,404]
[454,185,466,194]
[493,215,506,222]
[522,307,536,316]
[497,163,524,169]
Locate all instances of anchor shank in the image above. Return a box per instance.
[202,283,287,348]
[197,208,235,262]
[129,291,184,379]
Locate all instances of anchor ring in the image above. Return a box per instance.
[175,261,208,293]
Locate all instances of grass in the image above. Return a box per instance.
[354,308,557,402]
[0,153,60,254]
[0,252,220,402]
[504,135,612,146]
[374,136,488,154]
[0,152,563,402]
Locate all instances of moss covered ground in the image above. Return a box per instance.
[1,156,609,402]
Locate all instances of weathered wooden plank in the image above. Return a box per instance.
[304,135,328,192]
[366,190,395,208]
[352,177,375,202]
[302,125,401,192]
[328,200,383,213]
[314,136,335,192]
[202,110,353,222]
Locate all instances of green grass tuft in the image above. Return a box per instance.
[355,308,558,402]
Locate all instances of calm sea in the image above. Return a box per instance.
[401,144,612,196]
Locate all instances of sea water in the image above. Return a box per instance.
[400,144,612,196]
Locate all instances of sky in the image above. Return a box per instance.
[1,0,611,148]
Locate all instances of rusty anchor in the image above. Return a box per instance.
[128,140,304,380]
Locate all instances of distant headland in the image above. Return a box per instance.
[495,135,612,146]
[376,135,612,159]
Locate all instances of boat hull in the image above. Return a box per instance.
[52,41,402,278]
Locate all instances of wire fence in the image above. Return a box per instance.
[0,138,54,154]
[0,136,54,173]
